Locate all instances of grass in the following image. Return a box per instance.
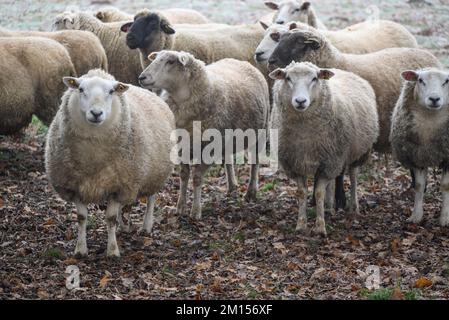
[30,116,48,136]
[42,247,65,260]
[261,181,277,193]
[358,287,421,300]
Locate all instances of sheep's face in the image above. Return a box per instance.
[63,76,129,126]
[139,51,190,91]
[121,13,175,51]
[265,1,312,25]
[255,23,288,64]
[269,62,334,111]
[402,69,449,111]
[52,12,77,31]
[268,31,321,70]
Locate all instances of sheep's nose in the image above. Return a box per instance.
[429,97,441,104]
[276,20,285,24]
[295,98,307,106]
[268,57,277,65]
[138,75,147,81]
[90,110,103,118]
[255,52,265,61]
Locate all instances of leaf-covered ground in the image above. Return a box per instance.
[1,0,449,300]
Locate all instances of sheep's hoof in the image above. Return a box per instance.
[138,226,153,236]
[440,215,449,227]
[191,207,202,220]
[295,222,308,234]
[227,189,239,199]
[244,189,258,203]
[107,249,121,258]
[176,201,187,215]
[312,220,327,237]
[407,215,423,225]
[117,224,132,234]
[74,243,88,257]
[74,251,88,259]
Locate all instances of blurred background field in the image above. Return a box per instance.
[0,0,448,64]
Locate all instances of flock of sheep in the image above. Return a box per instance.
[0,1,448,258]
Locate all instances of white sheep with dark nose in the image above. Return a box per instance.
[45,69,175,257]
[270,62,379,236]
[264,1,327,29]
[390,68,449,227]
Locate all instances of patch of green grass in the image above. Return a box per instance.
[208,240,231,251]
[359,287,422,300]
[162,265,175,275]
[42,247,65,260]
[233,231,245,242]
[245,285,260,299]
[404,289,421,300]
[261,181,277,192]
[31,115,48,135]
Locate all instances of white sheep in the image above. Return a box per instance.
[0,28,108,76]
[45,69,175,257]
[254,19,417,63]
[264,1,327,29]
[390,68,449,227]
[269,62,379,236]
[138,51,270,219]
[268,28,442,154]
[0,37,76,134]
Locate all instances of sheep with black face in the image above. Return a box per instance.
[390,68,449,227]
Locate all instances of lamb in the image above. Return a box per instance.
[45,69,175,257]
[254,20,417,63]
[95,7,210,24]
[0,28,107,76]
[0,37,76,135]
[51,11,142,85]
[138,51,270,219]
[390,68,449,227]
[269,62,379,236]
[268,28,442,154]
[264,1,327,29]
[120,12,265,72]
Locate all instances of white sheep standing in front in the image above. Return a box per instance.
[138,51,270,220]
[270,62,379,236]
[45,69,175,257]
[390,68,449,227]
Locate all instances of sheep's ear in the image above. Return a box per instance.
[304,37,321,49]
[269,68,287,80]
[160,19,175,35]
[95,11,104,20]
[300,2,311,10]
[264,1,279,10]
[402,70,419,82]
[260,21,270,30]
[120,22,133,33]
[148,52,159,62]
[63,77,80,89]
[113,82,129,95]
[289,22,298,30]
[318,69,334,80]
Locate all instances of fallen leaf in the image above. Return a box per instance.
[0,198,4,209]
[390,238,400,254]
[391,287,404,300]
[414,277,432,288]
[99,274,111,289]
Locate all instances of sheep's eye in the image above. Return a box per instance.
[79,88,84,93]
[286,76,292,82]
[312,77,318,82]
[443,79,449,86]
[418,78,425,85]
[56,21,59,24]
[167,60,175,65]
[293,8,300,12]
[109,89,114,95]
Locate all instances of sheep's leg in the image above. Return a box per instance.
[244,164,259,202]
[349,167,360,217]
[74,201,88,257]
[335,174,346,210]
[117,205,131,233]
[225,163,238,195]
[313,178,328,237]
[191,164,210,220]
[105,200,121,257]
[296,177,308,232]
[325,179,335,212]
[408,168,427,224]
[176,164,190,215]
[142,195,156,234]
[440,169,449,227]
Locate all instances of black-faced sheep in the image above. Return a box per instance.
[270,62,379,236]
[390,68,449,227]
[45,69,175,257]
[138,51,269,219]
